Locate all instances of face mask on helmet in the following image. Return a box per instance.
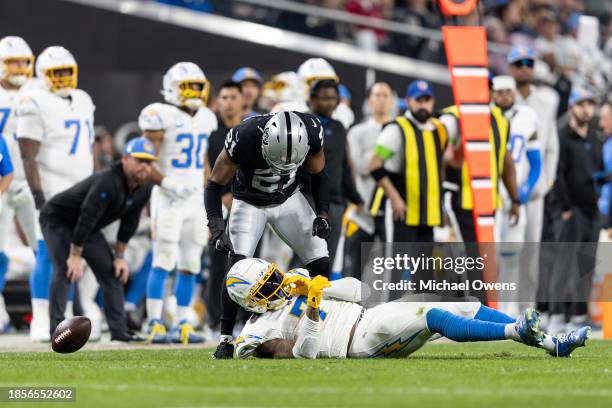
[2,56,34,87]
[244,263,290,313]
[44,65,78,96]
[178,79,209,110]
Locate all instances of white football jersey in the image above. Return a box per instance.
[16,87,95,198]
[235,295,363,359]
[0,80,41,181]
[503,104,539,187]
[138,102,217,190]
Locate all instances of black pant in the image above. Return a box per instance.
[345,216,386,280]
[205,246,228,329]
[42,222,128,337]
[549,207,599,316]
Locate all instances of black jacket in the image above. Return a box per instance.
[553,124,603,216]
[304,115,362,206]
[40,161,153,246]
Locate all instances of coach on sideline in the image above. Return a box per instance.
[41,137,159,342]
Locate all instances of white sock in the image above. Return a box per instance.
[176,306,190,324]
[504,323,520,341]
[124,302,137,312]
[65,301,74,319]
[146,299,164,321]
[31,299,49,320]
[541,334,557,353]
[220,334,233,343]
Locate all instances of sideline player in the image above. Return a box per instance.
[227,258,590,359]
[139,62,217,344]
[272,58,354,129]
[205,111,330,358]
[0,36,38,332]
[491,76,541,317]
[17,46,95,341]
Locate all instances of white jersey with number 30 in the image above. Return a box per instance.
[16,88,95,198]
[138,102,217,190]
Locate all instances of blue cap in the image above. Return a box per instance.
[232,67,263,84]
[406,80,434,100]
[338,83,351,101]
[568,88,595,107]
[124,137,157,161]
[507,45,536,64]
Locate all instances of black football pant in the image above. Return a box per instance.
[42,222,129,338]
[548,207,599,317]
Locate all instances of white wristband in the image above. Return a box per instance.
[292,315,320,359]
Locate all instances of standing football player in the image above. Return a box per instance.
[205,110,331,358]
[272,58,355,129]
[0,36,38,332]
[17,46,95,342]
[139,62,217,344]
[492,76,541,317]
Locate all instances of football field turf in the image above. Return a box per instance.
[1,340,611,408]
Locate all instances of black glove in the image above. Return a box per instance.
[208,217,234,255]
[312,216,330,239]
[32,189,46,210]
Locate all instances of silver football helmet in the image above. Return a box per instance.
[262,111,310,175]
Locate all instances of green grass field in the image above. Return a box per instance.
[1,340,611,408]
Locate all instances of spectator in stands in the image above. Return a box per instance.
[345,82,394,279]
[205,81,243,334]
[345,0,392,50]
[231,67,263,117]
[548,88,601,335]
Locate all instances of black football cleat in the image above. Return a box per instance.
[111,331,146,343]
[212,339,234,359]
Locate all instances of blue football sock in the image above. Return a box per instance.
[0,252,9,293]
[30,240,52,300]
[126,251,152,305]
[67,284,75,302]
[474,304,516,324]
[174,273,195,307]
[146,267,168,300]
[0,252,9,295]
[426,308,507,342]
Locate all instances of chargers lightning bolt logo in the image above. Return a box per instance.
[226,277,250,287]
[369,329,425,358]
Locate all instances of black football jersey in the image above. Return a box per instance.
[224,112,324,206]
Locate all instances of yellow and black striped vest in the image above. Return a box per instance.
[371,116,448,226]
[443,105,509,210]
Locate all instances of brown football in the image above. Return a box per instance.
[51,316,91,353]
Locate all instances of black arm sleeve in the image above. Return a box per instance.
[310,169,330,216]
[72,177,113,246]
[117,207,144,244]
[205,180,225,220]
[341,149,364,206]
[554,136,573,212]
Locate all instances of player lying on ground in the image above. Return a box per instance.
[226,258,591,359]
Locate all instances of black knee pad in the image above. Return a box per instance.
[306,257,330,278]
